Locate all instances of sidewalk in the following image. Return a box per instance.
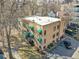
[72,47,79,59]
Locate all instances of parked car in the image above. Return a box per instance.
[65,29,76,36]
[0,49,5,59]
[63,41,72,49]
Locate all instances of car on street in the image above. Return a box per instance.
[63,41,72,49]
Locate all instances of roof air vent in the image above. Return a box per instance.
[32,20,35,22]
[39,19,41,21]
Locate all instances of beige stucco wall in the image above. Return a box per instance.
[42,21,60,46]
[59,19,65,37]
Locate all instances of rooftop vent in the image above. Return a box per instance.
[32,20,35,22]
[39,19,41,21]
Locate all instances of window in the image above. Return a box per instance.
[39,46,41,49]
[44,39,46,43]
[57,25,60,29]
[53,34,55,38]
[52,40,55,43]
[44,30,46,35]
[43,46,46,49]
[56,32,59,36]
[29,40,35,46]
[54,26,56,31]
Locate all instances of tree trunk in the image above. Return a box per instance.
[5,26,14,59]
[7,35,14,59]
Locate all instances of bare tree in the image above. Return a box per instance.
[0,0,27,59]
[0,0,64,59]
[0,0,40,59]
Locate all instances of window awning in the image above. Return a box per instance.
[37,28,42,34]
[37,37,42,43]
[29,25,34,30]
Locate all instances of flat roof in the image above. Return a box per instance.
[22,16,61,25]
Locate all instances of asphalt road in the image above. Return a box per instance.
[48,36,79,57]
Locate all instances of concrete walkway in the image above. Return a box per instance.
[72,47,79,59]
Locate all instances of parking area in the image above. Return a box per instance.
[48,36,79,57]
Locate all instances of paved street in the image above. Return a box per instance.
[48,35,79,58]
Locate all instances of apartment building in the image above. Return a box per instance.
[18,16,65,50]
[71,3,79,25]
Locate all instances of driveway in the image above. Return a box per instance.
[48,36,79,57]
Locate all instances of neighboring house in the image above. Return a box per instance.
[58,3,73,26]
[48,11,56,17]
[17,16,65,50]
